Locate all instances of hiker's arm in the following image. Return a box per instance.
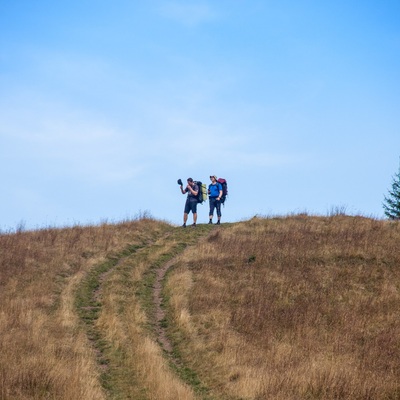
[189,185,198,196]
[180,185,186,194]
[217,184,223,200]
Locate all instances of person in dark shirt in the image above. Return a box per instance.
[179,178,199,227]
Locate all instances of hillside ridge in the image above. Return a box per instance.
[1,215,400,399]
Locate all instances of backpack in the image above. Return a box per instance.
[217,178,228,204]
[195,181,208,204]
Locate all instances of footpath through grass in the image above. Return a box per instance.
[75,223,217,399]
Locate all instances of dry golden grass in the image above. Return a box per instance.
[3,214,400,399]
[95,239,197,400]
[167,215,400,399]
[0,218,170,399]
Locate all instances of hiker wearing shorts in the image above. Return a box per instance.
[180,178,199,227]
[208,175,223,225]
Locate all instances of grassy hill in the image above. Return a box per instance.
[1,215,399,399]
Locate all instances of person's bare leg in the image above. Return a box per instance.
[183,213,188,226]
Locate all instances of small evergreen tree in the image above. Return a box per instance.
[383,162,400,220]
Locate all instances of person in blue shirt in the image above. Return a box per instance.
[208,175,223,225]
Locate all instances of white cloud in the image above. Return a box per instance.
[224,151,301,169]
[31,50,112,84]
[158,1,216,26]
[0,92,146,185]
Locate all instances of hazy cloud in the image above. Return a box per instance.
[158,1,216,26]
[0,93,146,184]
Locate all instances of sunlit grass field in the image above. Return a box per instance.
[0,216,171,399]
[1,214,399,399]
[167,215,400,399]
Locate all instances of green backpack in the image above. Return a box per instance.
[195,181,208,204]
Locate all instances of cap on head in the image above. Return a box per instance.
[210,175,217,180]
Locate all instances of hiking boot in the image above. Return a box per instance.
[191,223,197,227]
[216,221,221,225]
[182,223,186,228]
[208,220,213,224]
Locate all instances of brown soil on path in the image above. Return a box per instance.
[152,226,216,362]
[153,258,176,354]
[75,223,215,398]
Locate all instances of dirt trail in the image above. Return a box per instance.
[152,226,217,361]
[75,224,215,397]
[153,257,176,354]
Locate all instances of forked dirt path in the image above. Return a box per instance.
[76,224,215,398]
[152,226,217,361]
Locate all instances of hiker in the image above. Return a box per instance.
[208,175,223,225]
[179,178,199,227]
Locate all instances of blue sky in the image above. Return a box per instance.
[1,1,399,229]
